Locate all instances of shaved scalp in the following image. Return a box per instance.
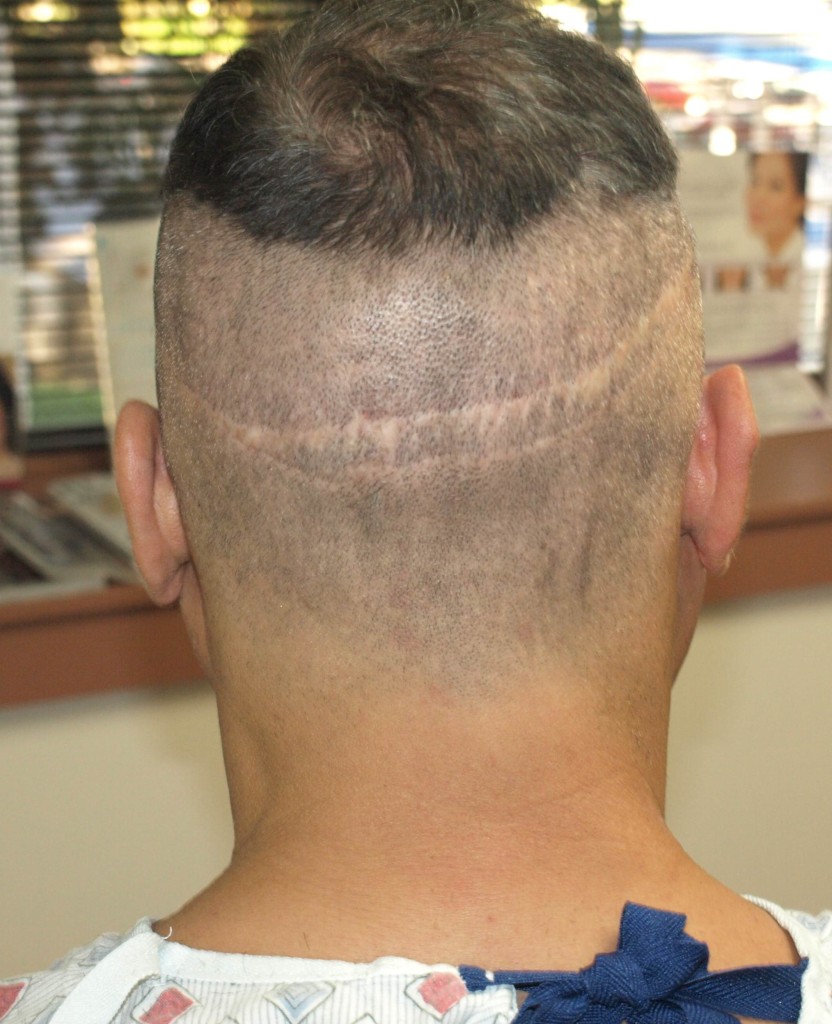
[156,0,704,690]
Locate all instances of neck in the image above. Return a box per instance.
[163,665,718,963]
[232,679,671,848]
[160,659,798,972]
[219,649,674,831]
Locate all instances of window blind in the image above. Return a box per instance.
[0,0,319,445]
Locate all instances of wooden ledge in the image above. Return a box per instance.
[706,427,832,603]
[0,582,154,630]
[2,446,200,707]
[0,585,201,708]
[744,429,832,527]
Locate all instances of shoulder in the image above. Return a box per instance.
[0,921,149,1024]
[745,897,832,1021]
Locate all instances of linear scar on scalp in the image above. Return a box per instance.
[170,266,694,489]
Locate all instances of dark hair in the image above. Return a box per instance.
[163,0,677,253]
[0,364,17,453]
[787,152,810,198]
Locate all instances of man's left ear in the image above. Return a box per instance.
[681,364,760,574]
[114,400,189,605]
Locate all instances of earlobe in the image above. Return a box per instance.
[681,365,759,575]
[114,400,190,606]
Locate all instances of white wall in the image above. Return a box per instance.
[0,685,231,976]
[1,584,831,976]
[667,583,832,908]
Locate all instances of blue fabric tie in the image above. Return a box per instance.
[459,903,806,1024]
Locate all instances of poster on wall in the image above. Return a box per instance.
[677,148,832,433]
[678,149,809,368]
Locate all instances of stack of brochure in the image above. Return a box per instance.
[46,472,133,558]
[0,474,137,604]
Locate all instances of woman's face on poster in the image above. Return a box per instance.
[746,153,806,254]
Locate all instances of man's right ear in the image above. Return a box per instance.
[114,400,190,606]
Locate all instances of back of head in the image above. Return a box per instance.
[156,0,703,693]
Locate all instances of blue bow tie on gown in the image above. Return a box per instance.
[460,903,805,1024]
